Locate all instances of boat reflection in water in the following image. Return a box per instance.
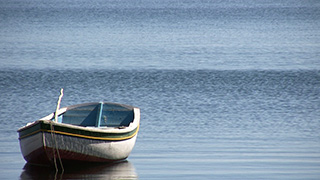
[20,160,138,180]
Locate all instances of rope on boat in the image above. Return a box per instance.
[51,88,65,174]
[50,122,58,172]
[50,122,64,173]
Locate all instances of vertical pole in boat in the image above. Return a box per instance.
[55,88,64,123]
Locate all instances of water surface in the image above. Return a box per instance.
[0,0,320,179]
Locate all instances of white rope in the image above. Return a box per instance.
[50,88,65,174]
[50,120,65,174]
[50,122,58,172]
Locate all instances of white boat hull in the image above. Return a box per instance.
[18,103,140,165]
[19,131,138,165]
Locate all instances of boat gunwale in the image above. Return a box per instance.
[65,102,137,112]
[18,102,140,141]
[17,116,138,133]
[18,102,139,132]
[18,120,139,141]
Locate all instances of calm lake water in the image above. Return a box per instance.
[1,0,320,179]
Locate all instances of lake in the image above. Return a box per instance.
[0,0,320,179]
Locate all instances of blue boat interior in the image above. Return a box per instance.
[53,102,134,127]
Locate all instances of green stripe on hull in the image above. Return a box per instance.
[18,120,139,141]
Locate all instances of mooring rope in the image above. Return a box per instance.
[50,88,65,174]
[50,122,58,172]
[50,121,64,174]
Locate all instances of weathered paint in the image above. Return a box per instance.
[17,102,140,165]
[20,132,138,165]
[18,121,139,141]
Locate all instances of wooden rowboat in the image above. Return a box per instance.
[17,98,140,166]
